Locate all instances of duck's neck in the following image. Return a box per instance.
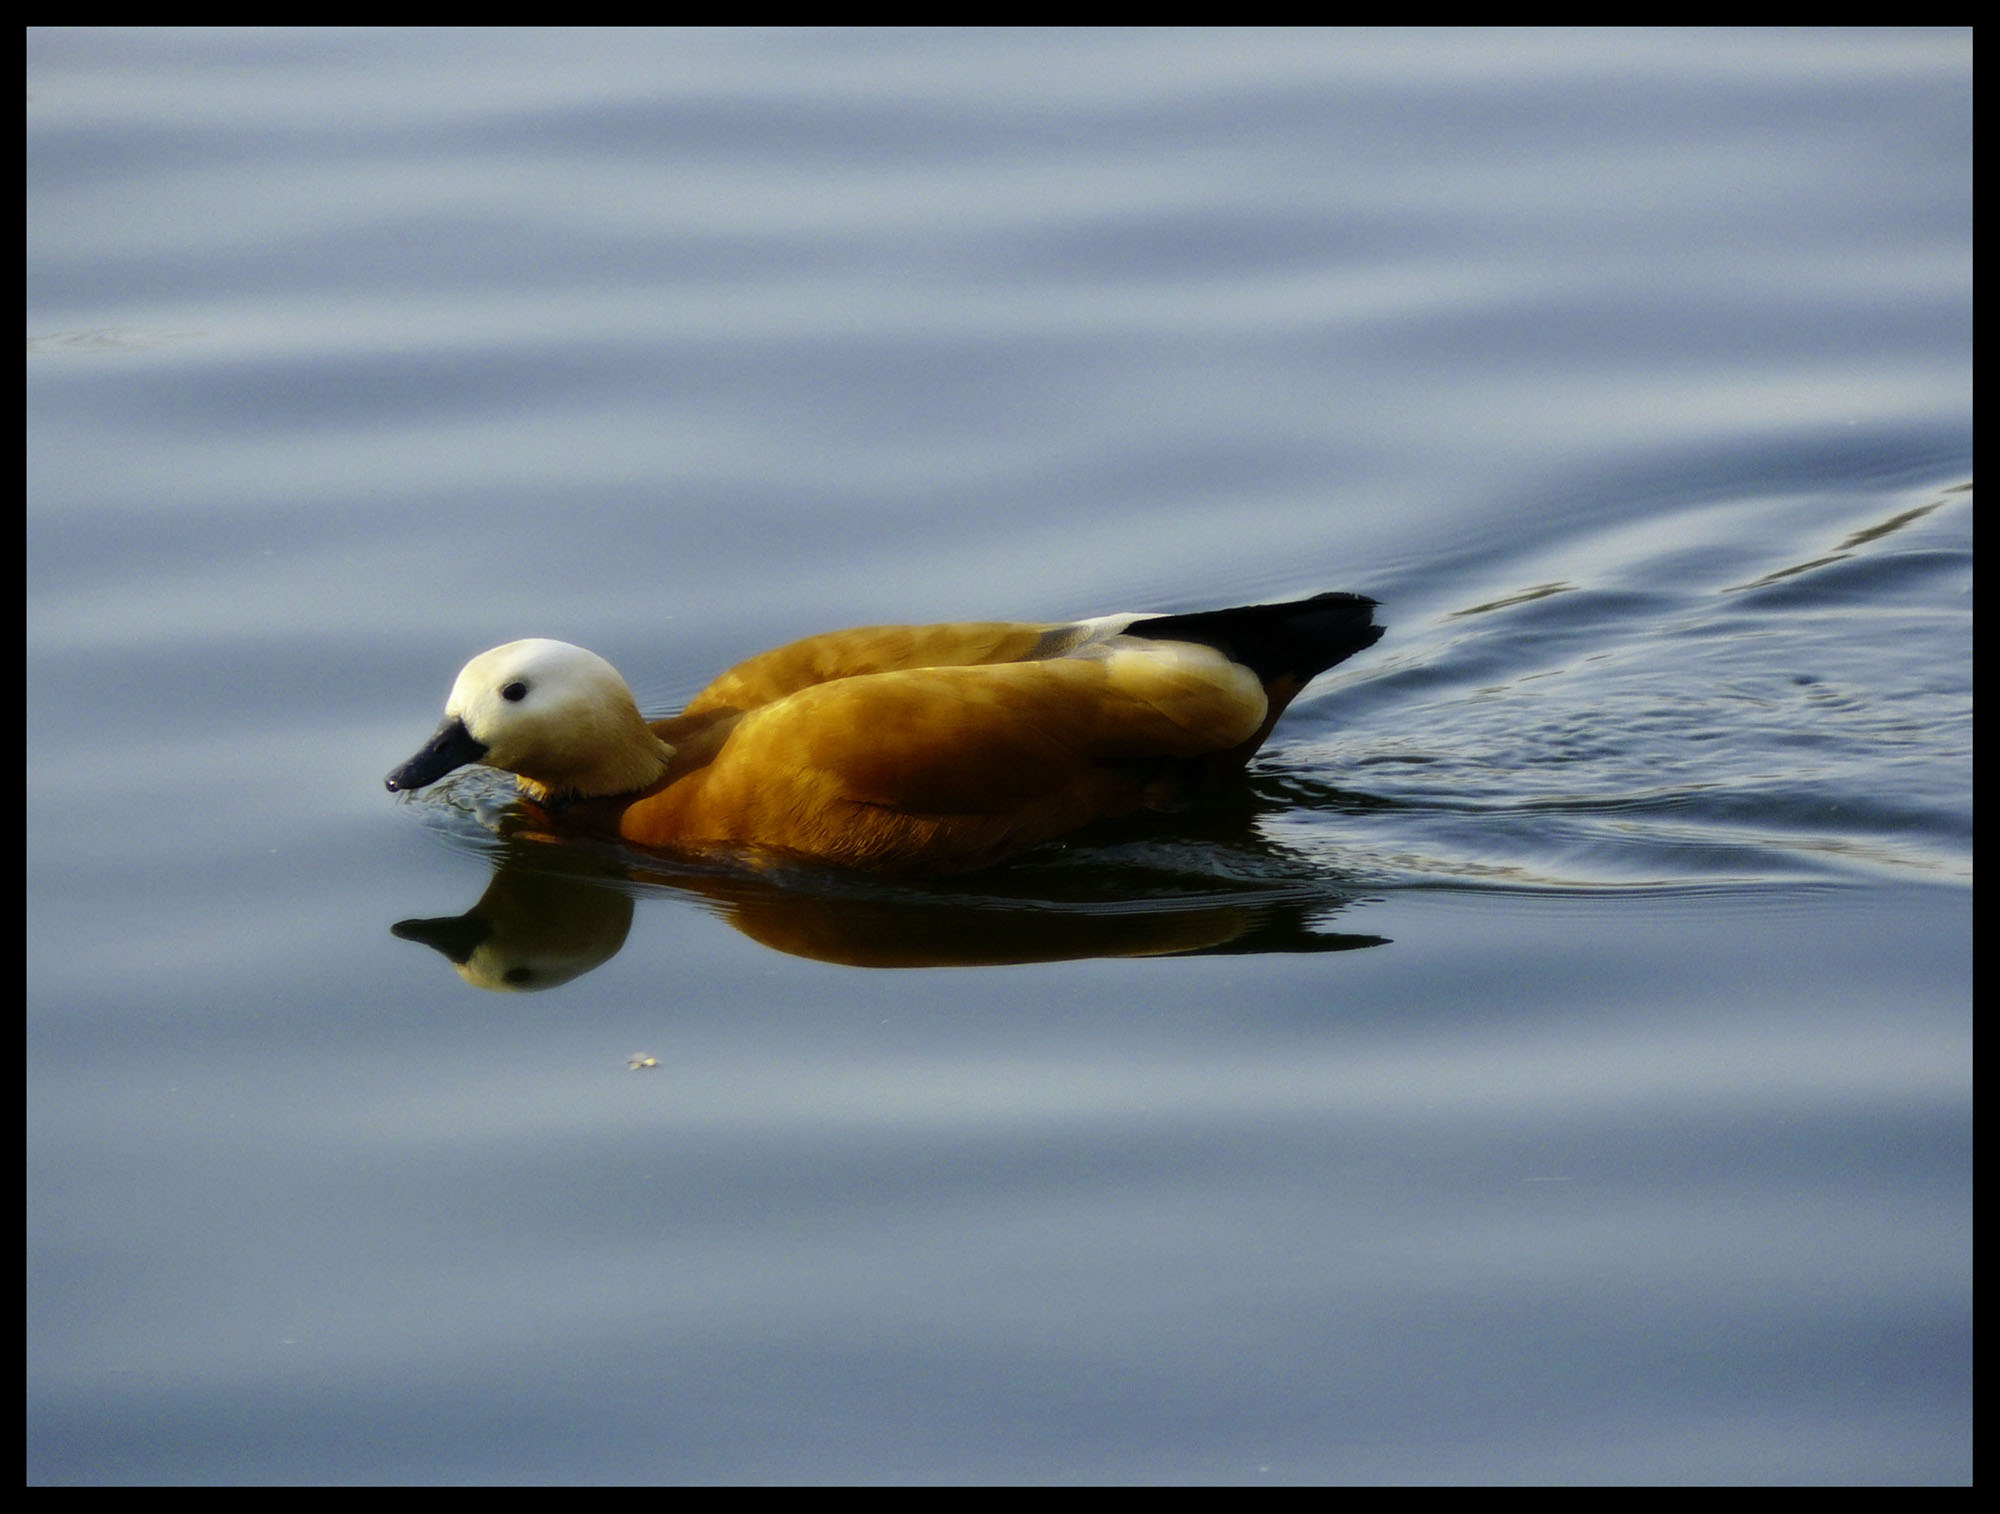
[517,717,676,804]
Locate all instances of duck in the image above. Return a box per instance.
[385,592,1382,875]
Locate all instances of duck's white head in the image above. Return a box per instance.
[386,639,674,802]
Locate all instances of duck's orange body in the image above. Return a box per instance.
[387,594,1381,874]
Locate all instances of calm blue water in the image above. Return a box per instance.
[28,29,1969,1484]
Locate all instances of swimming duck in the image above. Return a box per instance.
[385,592,1382,875]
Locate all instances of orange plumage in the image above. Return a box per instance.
[386,593,1381,874]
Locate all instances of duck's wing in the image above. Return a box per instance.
[680,594,1381,720]
[680,621,1062,716]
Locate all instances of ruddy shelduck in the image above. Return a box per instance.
[386,592,1382,874]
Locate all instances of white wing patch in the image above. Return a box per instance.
[1032,611,1160,659]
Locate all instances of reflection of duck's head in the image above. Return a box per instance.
[386,639,673,804]
[392,861,636,992]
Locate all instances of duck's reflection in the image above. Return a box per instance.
[392,797,1389,985]
[392,862,637,991]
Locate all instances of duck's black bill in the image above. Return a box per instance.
[386,717,489,793]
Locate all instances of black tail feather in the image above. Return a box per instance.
[1128,591,1383,685]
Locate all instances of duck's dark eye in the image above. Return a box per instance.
[501,681,529,702]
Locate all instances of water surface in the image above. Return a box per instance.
[28,28,1970,1484]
